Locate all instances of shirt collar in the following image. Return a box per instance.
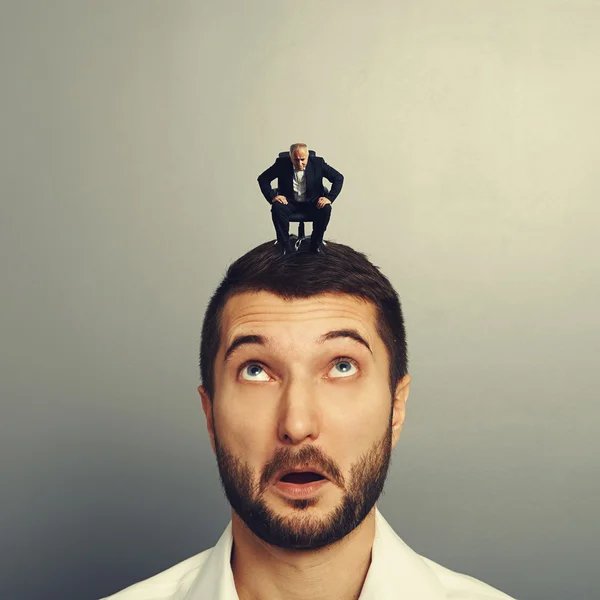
[358,510,446,599]
[184,508,446,600]
[184,520,235,599]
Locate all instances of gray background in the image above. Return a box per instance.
[1,1,599,599]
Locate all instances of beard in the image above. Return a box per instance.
[213,419,393,551]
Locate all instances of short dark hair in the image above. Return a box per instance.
[200,241,408,399]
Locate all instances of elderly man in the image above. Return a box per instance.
[257,143,344,254]
[102,241,516,600]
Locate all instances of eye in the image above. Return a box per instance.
[240,363,271,382]
[328,359,358,379]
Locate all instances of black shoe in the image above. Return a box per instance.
[309,243,325,254]
[280,242,294,256]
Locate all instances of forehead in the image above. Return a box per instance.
[291,148,308,158]
[220,291,379,347]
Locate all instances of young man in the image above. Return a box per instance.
[103,241,515,600]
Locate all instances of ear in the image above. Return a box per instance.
[198,385,217,455]
[391,375,411,449]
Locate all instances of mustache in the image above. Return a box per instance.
[260,445,344,493]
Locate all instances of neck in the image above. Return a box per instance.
[231,509,376,600]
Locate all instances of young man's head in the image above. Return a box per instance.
[198,241,410,551]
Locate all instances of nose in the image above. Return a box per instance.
[277,378,320,445]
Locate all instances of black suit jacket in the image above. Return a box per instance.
[257,155,344,204]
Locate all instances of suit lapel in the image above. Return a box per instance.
[305,159,314,200]
[285,158,294,194]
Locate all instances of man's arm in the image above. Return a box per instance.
[322,161,344,202]
[257,161,279,204]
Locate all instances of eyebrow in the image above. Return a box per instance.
[222,328,372,364]
[223,334,266,363]
[318,329,372,354]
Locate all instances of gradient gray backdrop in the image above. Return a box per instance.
[2,1,599,599]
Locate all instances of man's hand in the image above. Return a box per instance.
[316,197,332,209]
[273,195,288,205]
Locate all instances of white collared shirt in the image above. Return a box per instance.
[292,168,307,202]
[101,509,515,600]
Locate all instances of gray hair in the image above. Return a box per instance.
[289,142,308,155]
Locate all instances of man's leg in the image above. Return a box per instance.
[270,202,293,250]
[309,203,332,251]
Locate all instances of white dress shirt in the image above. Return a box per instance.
[101,509,515,599]
[292,168,307,202]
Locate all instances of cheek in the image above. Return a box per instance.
[212,392,275,468]
[324,376,391,424]
[321,382,391,456]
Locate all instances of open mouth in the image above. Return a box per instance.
[279,472,327,484]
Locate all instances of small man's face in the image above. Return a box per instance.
[290,148,309,170]
[199,291,410,549]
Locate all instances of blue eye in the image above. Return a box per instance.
[241,363,270,381]
[329,360,358,378]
